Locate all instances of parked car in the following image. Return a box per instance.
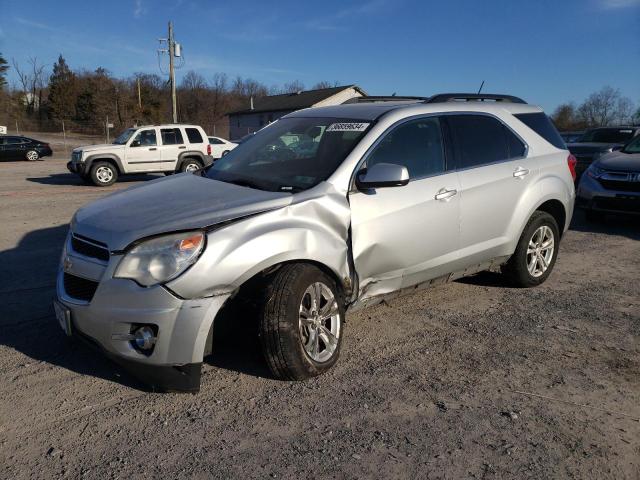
[560,131,584,143]
[55,93,575,391]
[567,126,640,180]
[0,135,52,161]
[577,134,640,220]
[67,124,214,186]
[208,136,238,159]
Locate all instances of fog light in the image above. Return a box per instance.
[134,326,156,350]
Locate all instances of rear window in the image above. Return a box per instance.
[515,113,566,149]
[185,128,203,144]
[580,128,635,144]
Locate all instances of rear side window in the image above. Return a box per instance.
[185,128,203,144]
[161,128,184,145]
[515,113,566,149]
[367,117,445,179]
[448,115,519,169]
[5,137,25,145]
[209,137,224,145]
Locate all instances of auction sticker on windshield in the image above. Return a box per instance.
[326,122,370,132]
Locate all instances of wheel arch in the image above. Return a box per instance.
[177,151,205,171]
[85,154,124,174]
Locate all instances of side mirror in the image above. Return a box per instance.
[131,140,141,147]
[356,162,410,189]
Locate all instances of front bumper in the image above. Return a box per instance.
[56,235,230,391]
[576,174,640,215]
[67,160,85,175]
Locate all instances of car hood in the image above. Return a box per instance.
[72,173,293,250]
[567,142,621,154]
[74,144,125,153]
[595,151,640,172]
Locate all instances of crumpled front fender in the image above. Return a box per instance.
[166,182,353,300]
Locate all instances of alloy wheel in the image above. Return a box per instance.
[96,166,114,184]
[26,150,39,161]
[298,282,341,363]
[526,225,554,277]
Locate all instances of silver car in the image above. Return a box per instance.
[55,93,575,391]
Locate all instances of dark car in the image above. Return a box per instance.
[0,135,53,161]
[576,134,640,220]
[567,126,640,180]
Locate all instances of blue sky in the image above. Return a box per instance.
[1,0,639,112]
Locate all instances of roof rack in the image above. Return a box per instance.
[425,93,527,104]
[343,95,429,104]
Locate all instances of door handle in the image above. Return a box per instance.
[148,147,157,151]
[178,146,186,149]
[435,188,457,201]
[513,167,530,178]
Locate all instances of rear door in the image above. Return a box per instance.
[159,127,186,170]
[349,116,462,298]
[4,136,27,160]
[446,114,536,265]
[125,128,160,172]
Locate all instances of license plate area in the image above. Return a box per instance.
[53,300,72,336]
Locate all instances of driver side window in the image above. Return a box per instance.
[131,129,157,147]
[367,117,445,179]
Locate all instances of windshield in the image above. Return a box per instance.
[579,128,635,144]
[113,128,136,145]
[622,135,640,154]
[206,117,371,192]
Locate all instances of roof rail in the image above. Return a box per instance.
[343,95,429,104]
[425,93,527,104]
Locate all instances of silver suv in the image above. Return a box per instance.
[55,93,575,391]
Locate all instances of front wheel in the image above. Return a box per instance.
[502,211,559,287]
[260,264,344,380]
[26,150,39,161]
[90,161,118,187]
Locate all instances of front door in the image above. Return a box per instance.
[348,116,461,300]
[125,128,160,172]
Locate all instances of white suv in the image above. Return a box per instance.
[67,124,214,186]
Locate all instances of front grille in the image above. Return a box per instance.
[71,235,110,262]
[63,273,99,302]
[593,196,640,213]
[598,179,640,193]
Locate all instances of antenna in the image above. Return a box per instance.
[477,80,485,94]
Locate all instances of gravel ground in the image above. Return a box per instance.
[1,156,638,479]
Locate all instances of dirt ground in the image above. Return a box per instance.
[0,155,638,479]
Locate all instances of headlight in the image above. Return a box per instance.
[587,165,605,179]
[114,231,205,287]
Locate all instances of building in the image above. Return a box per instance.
[228,85,366,140]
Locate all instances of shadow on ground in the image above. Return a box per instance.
[26,172,163,186]
[570,208,640,240]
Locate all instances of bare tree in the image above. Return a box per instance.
[12,57,47,113]
[282,80,305,93]
[577,86,633,127]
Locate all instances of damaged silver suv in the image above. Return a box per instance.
[55,94,575,391]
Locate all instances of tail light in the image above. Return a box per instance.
[207,144,211,156]
[567,154,577,181]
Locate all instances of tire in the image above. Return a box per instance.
[180,158,202,173]
[502,211,560,288]
[89,161,118,187]
[585,209,605,223]
[25,150,39,161]
[260,264,345,380]
[221,150,230,157]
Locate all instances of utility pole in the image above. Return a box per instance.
[168,22,177,123]
[137,77,142,110]
[159,22,181,123]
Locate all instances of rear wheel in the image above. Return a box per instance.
[25,150,39,161]
[90,161,118,187]
[180,158,202,173]
[502,211,559,287]
[259,264,344,380]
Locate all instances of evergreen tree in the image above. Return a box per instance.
[47,55,76,121]
[0,53,8,90]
